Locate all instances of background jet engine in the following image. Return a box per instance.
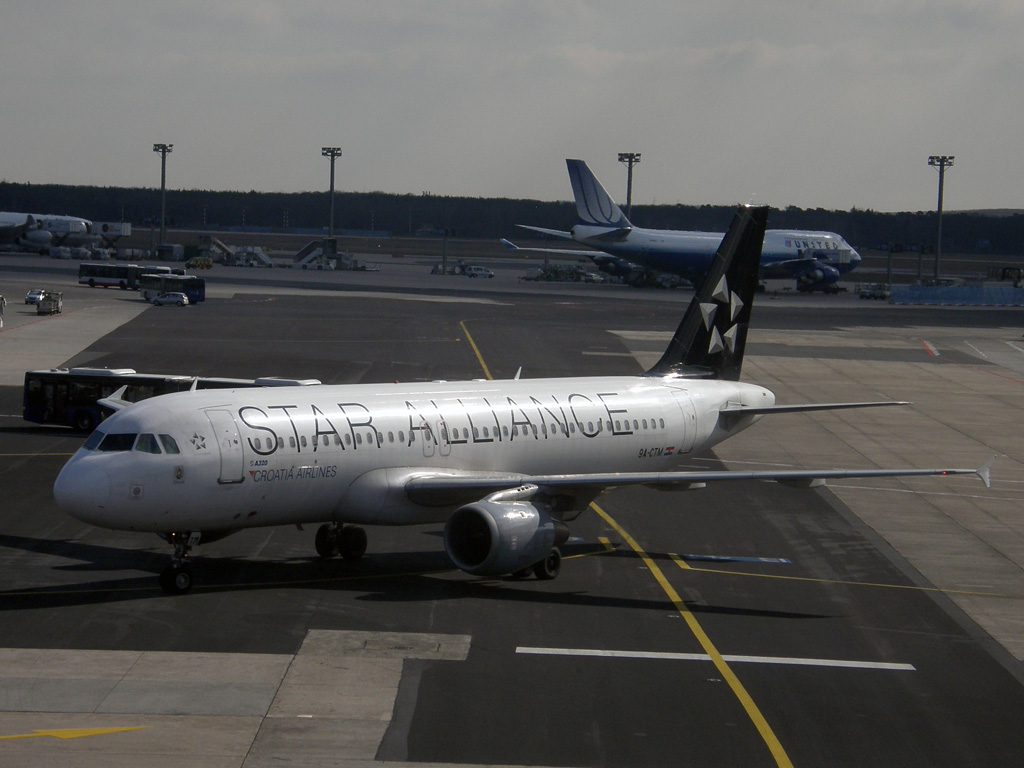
[444,498,569,577]
[796,262,841,292]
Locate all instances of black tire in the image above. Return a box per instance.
[72,411,95,433]
[338,526,368,560]
[159,564,193,594]
[315,524,339,558]
[88,278,95,287]
[533,548,562,580]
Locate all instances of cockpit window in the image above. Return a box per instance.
[95,433,138,452]
[134,433,161,454]
[159,434,180,454]
[83,430,105,450]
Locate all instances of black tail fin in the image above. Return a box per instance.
[644,205,768,381]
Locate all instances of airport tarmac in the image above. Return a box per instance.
[1,258,1023,767]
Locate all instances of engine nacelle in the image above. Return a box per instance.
[797,262,840,288]
[444,499,568,576]
[22,229,53,246]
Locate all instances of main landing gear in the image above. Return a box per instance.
[512,547,562,581]
[159,532,198,595]
[315,523,368,560]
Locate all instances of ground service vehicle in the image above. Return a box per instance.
[36,291,63,315]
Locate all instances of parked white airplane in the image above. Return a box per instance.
[53,206,991,594]
[0,212,52,252]
[0,211,96,252]
[519,160,862,293]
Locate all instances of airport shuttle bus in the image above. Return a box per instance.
[23,368,320,432]
[78,263,172,290]
[138,273,206,303]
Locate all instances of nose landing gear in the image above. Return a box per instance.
[159,532,200,595]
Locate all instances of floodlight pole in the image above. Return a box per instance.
[617,152,641,219]
[928,155,954,279]
[322,147,343,238]
[153,143,173,246]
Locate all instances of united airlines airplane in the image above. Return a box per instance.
[53,206,990,594]
[519,160,862,293]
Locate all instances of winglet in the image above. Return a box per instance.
[96,385,131,412]
[977,456,995,488]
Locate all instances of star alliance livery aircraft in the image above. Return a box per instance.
[54,206,991,594]
[519,160,862,292]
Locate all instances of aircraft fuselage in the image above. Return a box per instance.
[571,225,859,285]
[54,375,773,534]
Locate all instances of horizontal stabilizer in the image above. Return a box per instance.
[499,238,597,258]
[516,224,574,240]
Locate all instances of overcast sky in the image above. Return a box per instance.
[1,1,1020,213]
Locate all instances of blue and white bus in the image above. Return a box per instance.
[24,368,319,432]
[139,273,206,303]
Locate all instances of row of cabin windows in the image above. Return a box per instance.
[248,417,668,452]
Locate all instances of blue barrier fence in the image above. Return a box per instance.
[890,284,1024,306]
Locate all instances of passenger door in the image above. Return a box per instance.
[205,409,245,484]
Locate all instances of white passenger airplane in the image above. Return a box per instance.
[0,212,52,252]
[54,206,991,594]
[519,160,862,292]
[0,211,96,252]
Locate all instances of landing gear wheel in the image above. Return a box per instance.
[533,548,562,580]
[315,524,340,558]
[338,526,367,560]
[159,563,194,594]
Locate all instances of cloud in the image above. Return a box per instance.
[1,1,1021,211]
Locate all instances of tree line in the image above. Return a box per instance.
[2,181,1022,255]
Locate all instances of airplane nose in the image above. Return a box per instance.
[54,459,111,525]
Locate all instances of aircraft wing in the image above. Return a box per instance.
[404,458,993,507]
[719,400,910,416]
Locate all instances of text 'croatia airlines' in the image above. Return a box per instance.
[516,160,861,293]
[54,206,990,593]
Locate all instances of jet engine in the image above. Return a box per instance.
[796,262,841,292]
[21,229,53,247]
[443,486,570,577]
